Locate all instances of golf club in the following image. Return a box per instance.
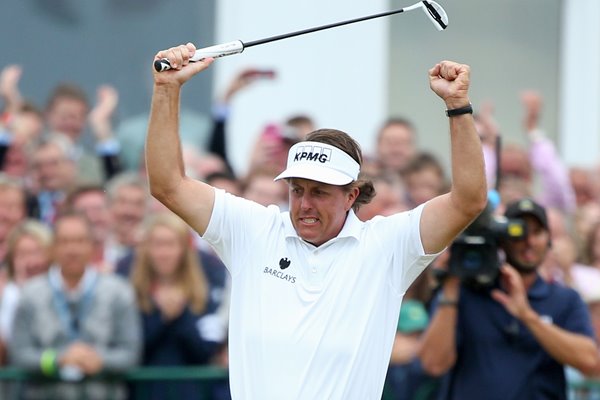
[154,0,448,72]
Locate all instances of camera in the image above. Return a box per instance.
[448,199,526,289]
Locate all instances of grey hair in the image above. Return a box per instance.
[32,133,78,161]
[105,171,149,203]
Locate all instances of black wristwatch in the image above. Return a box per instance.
[437,292,459,307]
[445,103,473,117]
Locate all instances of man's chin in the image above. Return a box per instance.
[509,261,538,274]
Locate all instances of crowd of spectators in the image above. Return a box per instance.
[0,61,599,400]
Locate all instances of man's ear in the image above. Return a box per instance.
[346,187,360,211]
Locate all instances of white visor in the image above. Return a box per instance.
[274,141,360,185]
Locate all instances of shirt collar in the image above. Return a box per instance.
[283,209,363,243]
[527,273,552,299]
[48,264,97,298]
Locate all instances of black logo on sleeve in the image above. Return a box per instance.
[279,257,291,269]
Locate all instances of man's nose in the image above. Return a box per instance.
[300,194,313,210]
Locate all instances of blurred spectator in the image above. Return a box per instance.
[118,112,212,173]
[45,83,122,184]
[210,68,277,176]
[9,212,141,400]
[569,167,598,207]
[473,101,499,190]
[6,102,44,146]
[375,117,418,175]
[105,172,149,262]
[386,300,439,400]
[285,114,315,141]
[115,215,229,336]
[208,68,311,179]
[573,203,600,263]
[402,152,448,207]
[205,171,242,197]
[241,169,288,208]
[542,233,600,306]
[356,173,409,221]
[129,212,226,399]
[0,174,27,263]
[63,185,114,272]
[0,66,43,141]
[0,65,25,120]
[182,146,230,181]
[537,207,571,282]
[28,134,78,224]
[247,122,297,177]
[1,101,44,179]
[485,91,575,212]
[583,222,600,270]
[0,220,52,365]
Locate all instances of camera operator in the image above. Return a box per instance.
[418,198,600,400]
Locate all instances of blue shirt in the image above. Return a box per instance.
[436,275,595,400]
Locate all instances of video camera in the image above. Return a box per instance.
[448,198,526,289]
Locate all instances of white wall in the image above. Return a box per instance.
[214,0,389,176]
[559,0,600,167]
[387,0,562,170]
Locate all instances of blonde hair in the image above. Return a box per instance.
[5,219,53,279]
[131,212,209,314]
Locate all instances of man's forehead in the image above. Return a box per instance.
[288,177,337,189]
[522,214,547,229]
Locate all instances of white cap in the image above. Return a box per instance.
[274,141,360,185]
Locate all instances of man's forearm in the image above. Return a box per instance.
[418,306,458,376]
[522,309,600,376]
[418,281,460,376]
[448,112,487,215]
[146,85,186,199]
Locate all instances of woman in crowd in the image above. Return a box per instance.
[0,220,52,364]
[130,212,225,399]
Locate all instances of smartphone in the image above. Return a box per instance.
[242,69,276,79]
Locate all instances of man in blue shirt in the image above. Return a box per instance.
[419,198,600,400]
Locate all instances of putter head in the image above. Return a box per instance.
[422,1,448,31]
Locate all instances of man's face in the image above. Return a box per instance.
[244,175,288,207]
[377,124,415,172]
[147,225,185,279]
[72,191,111,243]
[110,185,147,243]
[31,144,75,192]
[357,180,407,221]
[503,215,550,273]
[405,167,444,206]
[0,187,26,241]
[46,98,88,142]
[13,234,51,281]
[53,217,94,276]
[288,178,357,247]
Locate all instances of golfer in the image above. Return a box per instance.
[146,43,487,399]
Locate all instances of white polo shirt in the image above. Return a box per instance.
[203,189,438,400]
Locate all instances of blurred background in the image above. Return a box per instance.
[2,0,598,175]
[1,1,600,399]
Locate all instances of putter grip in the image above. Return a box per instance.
[154,40,245,72]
